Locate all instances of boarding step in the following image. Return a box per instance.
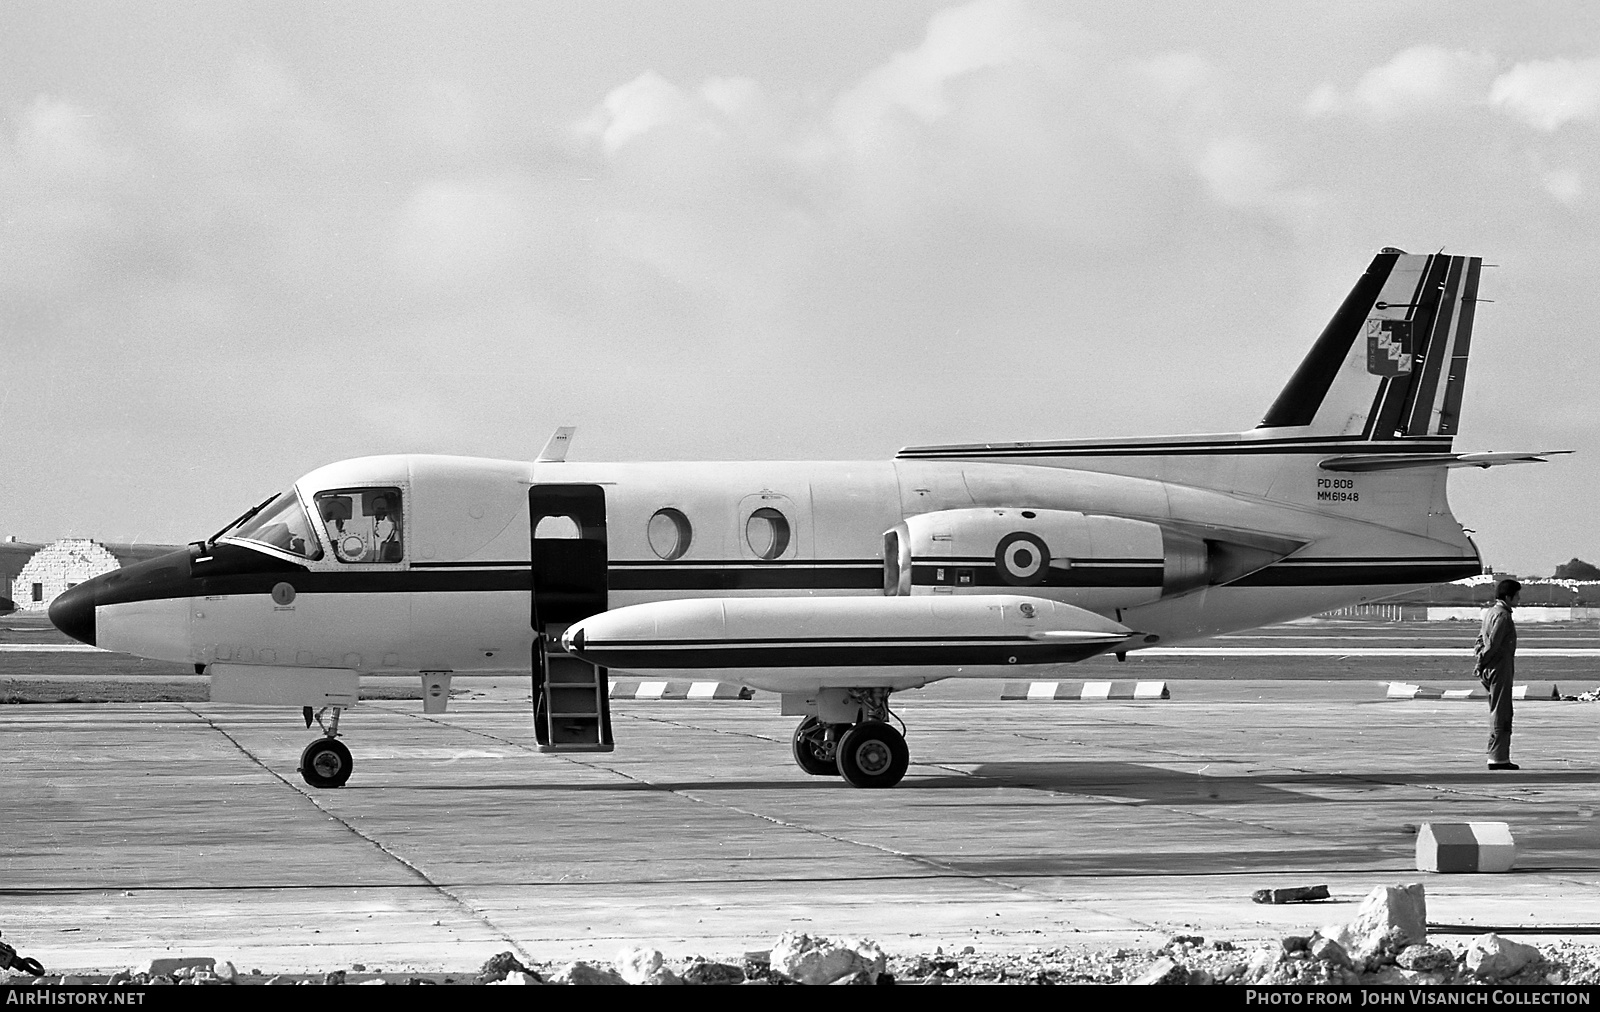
[534,652,614,752]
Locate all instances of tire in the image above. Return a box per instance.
[299,738,353,789]
[835,721,909,788]
[791,717,841,776]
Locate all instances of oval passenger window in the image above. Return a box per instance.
[647,508,692,561]
[746,507,791,561]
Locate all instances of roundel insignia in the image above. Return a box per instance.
[271,582,296,606]
[994,532,1050,586]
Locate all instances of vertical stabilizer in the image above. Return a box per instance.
[1259,250,1482,441]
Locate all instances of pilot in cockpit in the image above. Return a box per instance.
[370,493,402,563]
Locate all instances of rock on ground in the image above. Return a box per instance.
[1464,933,1542,980]
[1128,956,1188,984]
[550,960,627,985]
[615,946,664,985]
[1396,943,1457,972]
[682,961,745,985]
[1319,882,1427,963]
[770,932,886,985]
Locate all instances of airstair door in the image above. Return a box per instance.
[529,483,613,753]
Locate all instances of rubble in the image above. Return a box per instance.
[1396,942,1456,971]
[615,946,682,985]
[682,960,746,985]
[476,951,537,985]
[488,971,541,985]
[1127,956,1188,984]
[1318,882,1427,963]
[1464,932,1543,980]
[3,902,1581,986]
[550,960,627,985]
[770,932,886,985]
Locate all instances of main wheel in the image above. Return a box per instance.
[791,717,840,776]
[835,721,909,788]
[299,738,353,789]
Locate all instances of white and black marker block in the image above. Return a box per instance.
[1001,680,1169,701]
[1416,822,1515,873]
[608,680,753,700]
[1386,682,1559,701]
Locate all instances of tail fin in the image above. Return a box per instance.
[1259,249,1481,441]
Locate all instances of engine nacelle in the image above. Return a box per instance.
[883,508,1207,611]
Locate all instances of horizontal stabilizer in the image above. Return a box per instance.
[1319,450,1572,473]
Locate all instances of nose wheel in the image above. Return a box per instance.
[298,706,353,788]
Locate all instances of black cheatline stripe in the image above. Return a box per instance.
[572,642,1113,668]
[1257,558,1479,570]
[609,568,883,591]
[1438,258,1481,437]
[897,441,1454,459]
[1259,251,1402,429]
[1231,561,1481,587]
[902,434,1456,454]
[96,553,1480,606]
[910,563,1162,590]
[1370,254,1451,438]
[918,556,1161,565]
[588,635,1067,647]
[1402,256,1464,437]
[412,560,528,569]
[610,559,879,569]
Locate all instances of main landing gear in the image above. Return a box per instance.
[298,706,353,789]
[790,689,911,789]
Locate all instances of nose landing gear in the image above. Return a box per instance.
[298,706,353,789]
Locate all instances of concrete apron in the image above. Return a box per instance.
[3,683,1599,973]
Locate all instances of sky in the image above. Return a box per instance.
[2,0,1597,574]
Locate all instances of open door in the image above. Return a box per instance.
[530,484,613,752]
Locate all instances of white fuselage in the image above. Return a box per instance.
[82,444,1479,695]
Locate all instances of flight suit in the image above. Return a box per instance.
[1476,599,1517,765]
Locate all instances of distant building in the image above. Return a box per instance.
[8,539,183,612]
[0,537,45,612]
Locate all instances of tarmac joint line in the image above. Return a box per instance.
[174,703,536,967]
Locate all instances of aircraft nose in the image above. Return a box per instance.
[49,581,97,646]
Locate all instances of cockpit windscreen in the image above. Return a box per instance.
[222,490,325,560]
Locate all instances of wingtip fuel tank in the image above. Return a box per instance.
[561,594,1136,687]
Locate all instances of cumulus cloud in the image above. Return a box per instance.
[1543,167,1583,203]
[575,0,1313,266]
[1490,56,1600,130]
[7,94,115,178]
[578,70,727,155]
[389,179,541,289]
[1306,45,1497,120]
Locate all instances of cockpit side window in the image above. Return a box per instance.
[226,491,324,561]
[315,487,404,564]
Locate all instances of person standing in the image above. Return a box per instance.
[1476,579,1522,770]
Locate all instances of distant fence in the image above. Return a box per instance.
[1317,605,1600,623]
[1318,604,1429,621]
